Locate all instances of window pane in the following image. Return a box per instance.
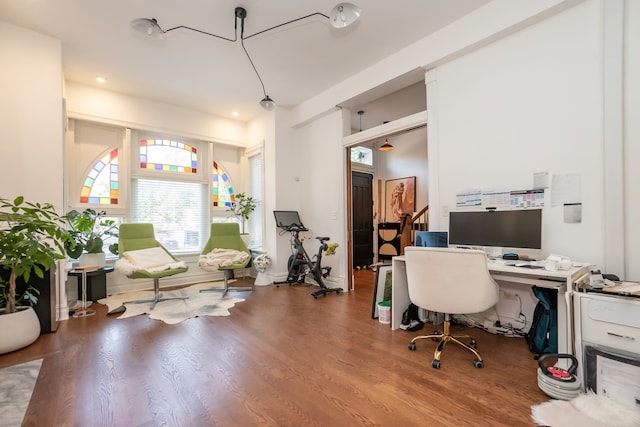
[249,153,263,248]
[80,148,119,205]
[139,139,197,174]
[132,179,203,252]
[212,161,235,207]
[351,146,373,166]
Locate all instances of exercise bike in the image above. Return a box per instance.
[273,210,342,298]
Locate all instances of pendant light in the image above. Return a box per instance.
[329,3,362,29]
[379,139,394,151]
[131,4,361,110]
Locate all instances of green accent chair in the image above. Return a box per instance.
[118,223,189,309]
[199,223,253,296]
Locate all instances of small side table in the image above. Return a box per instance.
[69,266,113,318]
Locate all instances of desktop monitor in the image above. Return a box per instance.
[273,210,307,230]
[448,209,542,250]
[414,231,449,248]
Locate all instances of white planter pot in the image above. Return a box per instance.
[79,252,106,268]
[240,233,252,247]
[0,306,41,354]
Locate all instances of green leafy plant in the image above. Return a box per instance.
[65,208,119,259]
[0,196,72,314]
[229,193,256,233]
[0,279,39,309]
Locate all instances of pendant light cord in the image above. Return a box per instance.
[241,37,268,98]
[236,10,269,98]
[145,6,358,106]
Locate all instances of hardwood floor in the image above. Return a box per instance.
[1,270,546,426]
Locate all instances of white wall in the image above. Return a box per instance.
[270,109,348,289]
[65,82,247,147]
[0,21,63,209]
[291,0,580,127]
[624,0,640,280]
[427,1,606,266]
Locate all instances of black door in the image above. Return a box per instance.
[352,171,373,268]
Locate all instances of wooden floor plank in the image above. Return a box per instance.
[0,270,546,426]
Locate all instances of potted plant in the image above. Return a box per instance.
[229,193,256,235]
[0,196,72,354]
[65,208,119,267]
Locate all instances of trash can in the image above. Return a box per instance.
[377,300,391,324]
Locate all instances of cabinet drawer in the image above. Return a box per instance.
[581,297,640,354]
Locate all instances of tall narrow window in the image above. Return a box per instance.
[248,153,263,248]
[212,161,235,207]
[80,148,119,205]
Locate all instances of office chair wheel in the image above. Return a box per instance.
[432,359,441,369]
[408,342,417,351]
[473,359,484,368]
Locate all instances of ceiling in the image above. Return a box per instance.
[0,0,491,123]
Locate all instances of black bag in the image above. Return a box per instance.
[400,303,424,331]
[525,287,558,358]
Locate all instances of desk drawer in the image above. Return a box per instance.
[581,297,640,354]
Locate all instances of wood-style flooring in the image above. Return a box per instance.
[0,270,546,426]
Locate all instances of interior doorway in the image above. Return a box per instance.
[352,171,374,269]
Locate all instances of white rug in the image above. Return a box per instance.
[0,359,42,427]
[98,281,246,324]
[531,391,640,426]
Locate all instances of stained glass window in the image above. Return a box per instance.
[80,148,119,205]
[212,161,235,207]
[139,139,197,173]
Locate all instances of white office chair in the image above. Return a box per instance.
[404,246,499,368]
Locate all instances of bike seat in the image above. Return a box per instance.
[316,236,330,242]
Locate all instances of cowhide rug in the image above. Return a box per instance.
[98,281,246,324]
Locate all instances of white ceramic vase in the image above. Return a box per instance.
[0,306,41,354]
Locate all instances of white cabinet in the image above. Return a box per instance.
[574,292,640,405]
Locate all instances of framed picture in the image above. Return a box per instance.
[385,176,416,222]
[371,265,393,319]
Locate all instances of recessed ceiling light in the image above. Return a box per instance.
[232,111,239,117]
[96,77,106,84]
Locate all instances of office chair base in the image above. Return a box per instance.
[408,320,484,368]
[124,294,189,310]
[124,278,188,310]
[199,271,253,297]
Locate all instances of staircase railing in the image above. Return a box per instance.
[400,205,429,255]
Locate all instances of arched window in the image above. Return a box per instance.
[139,138,197,173]
[212,161,235,207]
[80,148,118,205]
[132,138,203,253]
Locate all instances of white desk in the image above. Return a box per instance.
[391,256,590,355]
